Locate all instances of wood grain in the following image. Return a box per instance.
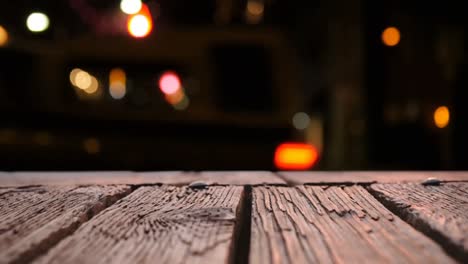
[370,182,468,261]
[250,185,455,264]
[0,185,131,264]
[280,171,468,184]
[0,171,285,186]
[36,185,244,264]
[137,171,286,185]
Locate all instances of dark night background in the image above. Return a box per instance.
[0,0,467,171]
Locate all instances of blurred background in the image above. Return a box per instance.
[0,0,467,171]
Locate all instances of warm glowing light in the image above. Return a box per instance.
[159,71,182,95]
[127,5,152,38]
[74,71,92,90]
[434,106,450,128]
[382,27,400,47]
[109,68,126,99]
[110,82,126,99]
[165,88,185,105]
[274,143,318,170]
[26,12,50,33]
[69,68,82,86]
[110,68,126,83]
[292,112,310,130]
[83,138,100,154]
[0,25,9,47]
[84,76,99,94]
[120,0,142,15]
[247,1,264,15]
[245,1,264,24]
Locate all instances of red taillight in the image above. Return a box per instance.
[274,142,318,170]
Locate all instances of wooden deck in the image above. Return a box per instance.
[0,171,467,263]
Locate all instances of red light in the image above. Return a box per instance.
[274,142,318,170]
[159,71,181,95]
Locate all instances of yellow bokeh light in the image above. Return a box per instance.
[0,25,9,47]
[84,76,99,94]
[75,71,92,90]
[434,106,450,129]
[382,27,400,47]
[69,68,82,86]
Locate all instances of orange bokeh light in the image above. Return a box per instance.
[434,106,450,129]
[382,27,400,47]
[127,4,153,38]
[274,143,318,170]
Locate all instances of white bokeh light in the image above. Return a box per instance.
[26,12,50,33]
[292,112,311,130]
[128,14,151,38]
[120,0,142,15]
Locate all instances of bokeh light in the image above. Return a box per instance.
[292,112,310,130]
[173,96,190,111]
[127,5,152,38]
[159,71,182,95]
[274,143,318,170]
[246,1,264,24]
[120,0,142,15]
[70,69,99,95]
[84,76,99,94]
[83,138,101,154]
[434,106,450,129]
[0,25,9,47]
[74,71,92,90]
[165,88,185,105]
[109,68,127,99]
[382,27,400,47]
[26,12,50,33]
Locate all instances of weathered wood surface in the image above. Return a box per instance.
[0,171,285,186]
[250,185,455,264]
[280,171,468,184]
[137,171,286,185]
[0,185,131,264]
[370,182,468,261]
[36,185,244,264]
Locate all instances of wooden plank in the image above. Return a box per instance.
[36,185,244,264]
[250,185,456,263]
[137,171,286,185]
[280,171,468,184]
[370,182,468,261]
[0,171,285,186]
[0,171,138,186]
[0,185,131,264]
